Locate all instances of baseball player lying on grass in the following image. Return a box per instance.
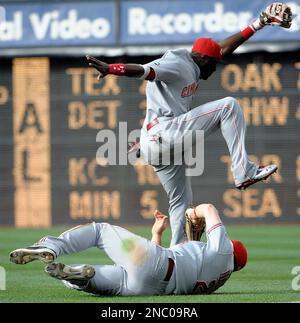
[87,3,292,247]
[10,203,247,296]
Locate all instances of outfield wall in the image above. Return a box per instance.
[0,51,299,227]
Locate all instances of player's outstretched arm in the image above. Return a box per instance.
[219,2,293,56]
[86,55,154,80]
[151,210,169,246]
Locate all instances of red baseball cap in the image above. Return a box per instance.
[192,38,227,64]
[231,240,247,271]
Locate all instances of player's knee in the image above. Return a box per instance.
[224,96,239,108]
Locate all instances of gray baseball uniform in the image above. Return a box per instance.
[139,49,258,246]
[37,222,234,295]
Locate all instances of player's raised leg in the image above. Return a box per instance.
[167,96,277,188]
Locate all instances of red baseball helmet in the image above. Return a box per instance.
[231,240,248,271]
[192,37,227,64]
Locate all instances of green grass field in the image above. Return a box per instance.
[0,225,299,303]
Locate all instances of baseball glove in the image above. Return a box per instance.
[260,2,293,28]
[185,210,206,241]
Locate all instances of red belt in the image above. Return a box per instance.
[146,118,159,131]
[164,258,174,281]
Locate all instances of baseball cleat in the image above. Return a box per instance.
[236,164,278,190]
[10,246,56,265]
[45,263,95,281]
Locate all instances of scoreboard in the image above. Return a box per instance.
[0,51,299,227]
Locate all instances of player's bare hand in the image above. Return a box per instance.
[86,55,109,80]
[152,210,168,235]
[260,3,293,28]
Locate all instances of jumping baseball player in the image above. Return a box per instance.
[86,3,292,246]
[10,203,247,296]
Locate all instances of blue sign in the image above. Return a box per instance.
[120,0,300,44]
[0,1,299,49]
[0,2,116,47]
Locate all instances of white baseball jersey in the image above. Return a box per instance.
[143,48,200,126]
[169,224,234,294]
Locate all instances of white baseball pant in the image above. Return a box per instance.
[37,222,173,295]
[140,97,258,246]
